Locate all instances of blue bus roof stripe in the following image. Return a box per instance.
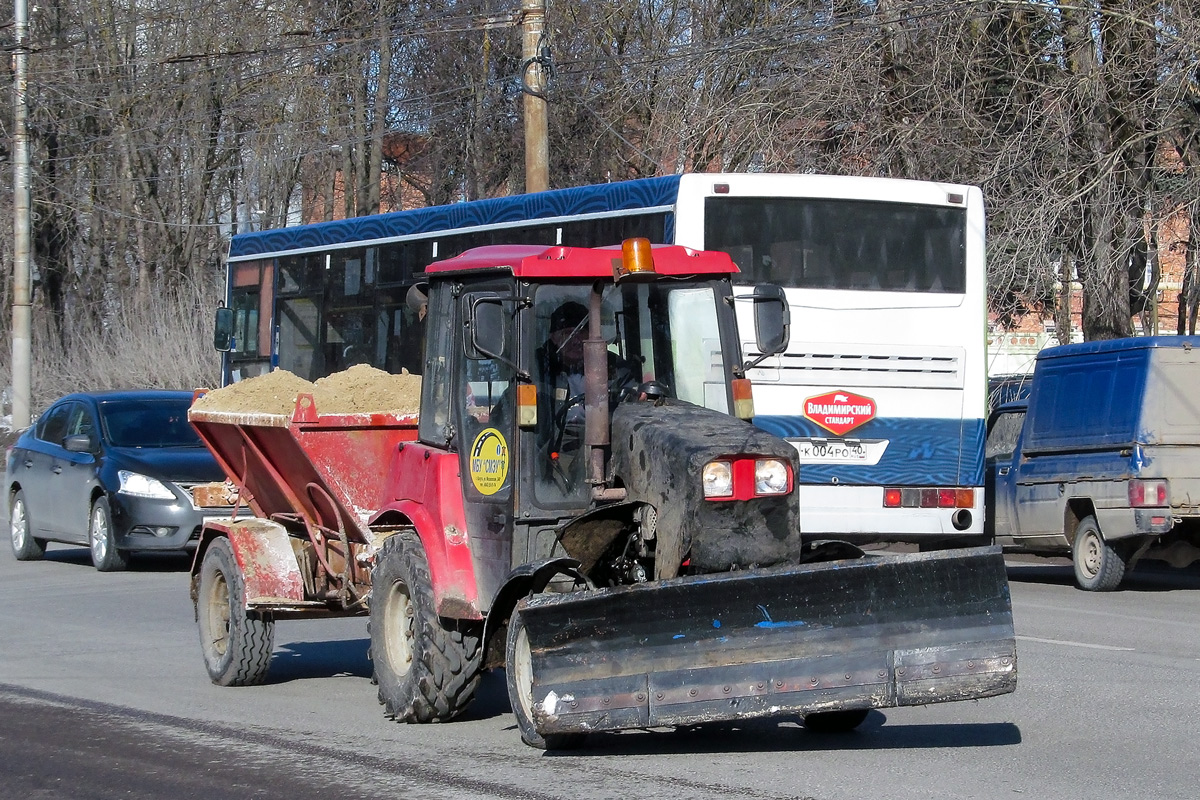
[228,175,683,260]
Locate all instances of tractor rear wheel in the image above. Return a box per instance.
[370,531,481,723]
[197,537,274,686]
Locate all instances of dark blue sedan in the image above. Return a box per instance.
[4,390,231,571]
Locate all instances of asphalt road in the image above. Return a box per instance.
[1,545,1197,800]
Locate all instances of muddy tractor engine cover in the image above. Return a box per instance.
[608,399,801,576]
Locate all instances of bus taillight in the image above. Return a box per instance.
[884,488,974,509]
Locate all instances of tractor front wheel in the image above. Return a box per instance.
[505,604,585,750]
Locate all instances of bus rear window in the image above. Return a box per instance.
[704,197,966,293]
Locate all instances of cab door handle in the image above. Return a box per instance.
[998,467,1009,476]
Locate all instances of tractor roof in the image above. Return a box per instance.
[424,242,739,279]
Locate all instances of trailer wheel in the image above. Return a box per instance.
[197,537,274,686]
[370,531,481,723]
[1072,515,1126,591]
[803,709,870,734]
[505,605,584,750]
[89,497,128,572]
[9,489,45,561]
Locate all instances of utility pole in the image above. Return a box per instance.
[11,0,32,429]
[520,0,548,193]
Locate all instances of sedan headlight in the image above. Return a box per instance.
[118,470,176,500]
[754,459,790,495]
[702,461,734,498]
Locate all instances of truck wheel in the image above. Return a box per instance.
[197,537,274,686]
[9,489,45,561]
[370,531,481,723]
[89,497,129,572]
[1072,515,1126,591]
[803,709,870,733]
[505,606,584,750]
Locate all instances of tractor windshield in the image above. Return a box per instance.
[531,280,731,507]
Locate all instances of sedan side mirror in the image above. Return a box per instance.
[63,434,95,454]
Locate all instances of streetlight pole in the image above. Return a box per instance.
[12,0,33,429]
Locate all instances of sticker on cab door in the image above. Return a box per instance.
[469,427,509,495]
[803,390,877,436]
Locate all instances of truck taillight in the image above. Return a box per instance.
[1129,479,1168,507]
[884,488,974,509]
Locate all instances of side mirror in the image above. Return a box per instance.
[752,284,790,356]
[63,434,94,454]
[466,297,507,360]
[213,306,234,352]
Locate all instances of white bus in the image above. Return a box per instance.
[223,173,986,545]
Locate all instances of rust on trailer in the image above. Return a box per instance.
[221,518,306,606]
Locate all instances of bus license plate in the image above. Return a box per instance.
[787,438,887,465]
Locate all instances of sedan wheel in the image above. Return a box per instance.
[9,490,46,561]
[89,497,128,572]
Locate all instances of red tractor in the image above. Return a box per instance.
[190,240,1015,749]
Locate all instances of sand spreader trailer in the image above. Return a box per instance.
[189,240,1015,749]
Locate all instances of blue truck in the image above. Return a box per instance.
[985,336,1200,590]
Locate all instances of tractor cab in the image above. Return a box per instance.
[414,240,791,596]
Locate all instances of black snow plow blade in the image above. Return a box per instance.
[519,546,1015,736]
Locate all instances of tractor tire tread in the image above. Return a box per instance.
[371,531,481,724]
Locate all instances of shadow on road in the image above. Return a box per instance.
[1006,558,1200,592]
[40,544,192,572]
[532,712,1022,757]
[269,638,372,681]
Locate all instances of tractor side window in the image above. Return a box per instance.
[532,287,593,508]
[418,285,456,447]
[459,291,516,500]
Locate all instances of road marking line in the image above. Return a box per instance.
[1017,635,1134,652]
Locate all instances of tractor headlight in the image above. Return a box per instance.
[118,471,176,500]
[754,459,790,495]
[702,461,734,498]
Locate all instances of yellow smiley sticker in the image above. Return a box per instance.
[469,427,509,495]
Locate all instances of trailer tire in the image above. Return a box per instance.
[803,709,870,734]
[9,489,46,561]
[370,531,481,723]
[505,605,584,750]
[1072,515,1126,592]
[197,537,275,686]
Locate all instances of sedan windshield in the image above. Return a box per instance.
[100,399,202,448]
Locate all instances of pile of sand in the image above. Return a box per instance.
[192,365,422,417]
[314,365,422,414]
